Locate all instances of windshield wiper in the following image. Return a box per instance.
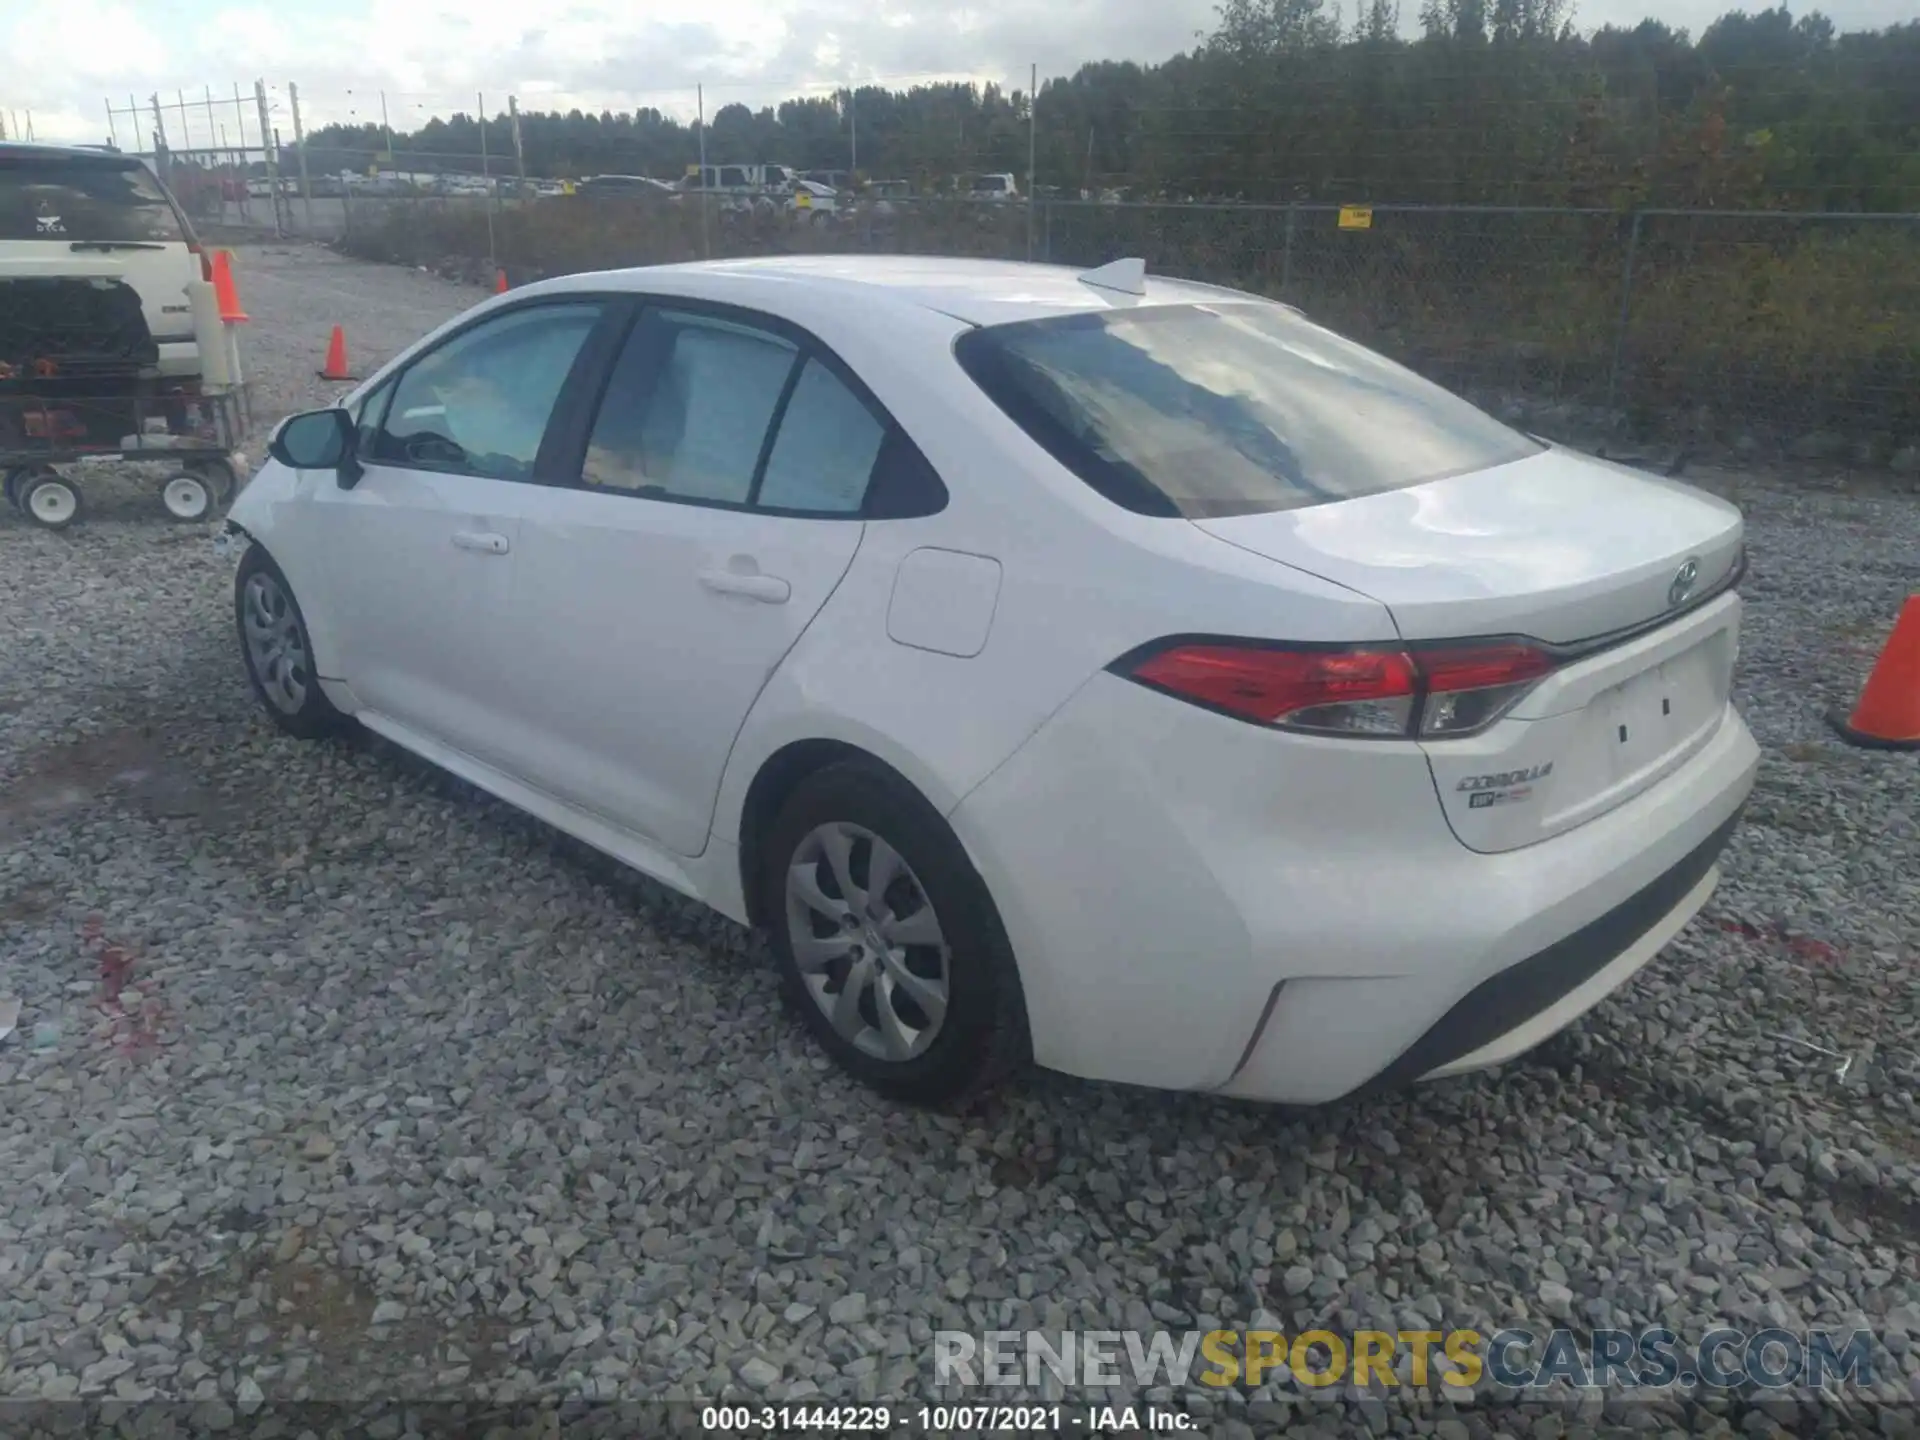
[68,240,167,251]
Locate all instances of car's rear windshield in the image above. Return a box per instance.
[954,301,1542,518]
[0,157,185,243]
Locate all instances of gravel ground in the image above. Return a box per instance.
[1,245,1917,1437]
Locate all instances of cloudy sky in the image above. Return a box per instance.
[3,0,1909,148]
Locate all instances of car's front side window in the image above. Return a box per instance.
[371,303,600,482]
[349,378,395,458]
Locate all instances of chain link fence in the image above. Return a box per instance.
[260,186,1918,470]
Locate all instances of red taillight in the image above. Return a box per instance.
[1414,642,1556,737]
[1420,642,1555,694]
[1122,639,1556,738]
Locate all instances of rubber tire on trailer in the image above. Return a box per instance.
[6,464,58,514]
[758,759,1030,1107]
[234,546,348,740]
[159,471,214,523]
[18,471,83,530]
[190,459,237,507]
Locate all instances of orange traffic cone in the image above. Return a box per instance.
[317,325,353,382]
[1827,595,1920,750]
[494,268,509,294]
[211,250,248,323]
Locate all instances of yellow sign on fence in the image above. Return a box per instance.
[1338,205,1374,230]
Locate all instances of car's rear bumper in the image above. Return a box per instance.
[1347,804,1739,1093]
[950,672,1759,1104]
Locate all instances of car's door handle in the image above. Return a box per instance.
[697,567,791,603]
[451,530,510,555]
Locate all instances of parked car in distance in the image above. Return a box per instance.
[0,142,209,382]
[787,180,840,218]
[680,164,793,198]
[862,180,913,218]
[577,174,679,200]
[963,172,1018,201]
[229,255,1757,1109]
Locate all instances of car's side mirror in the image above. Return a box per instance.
[268,407,363,487]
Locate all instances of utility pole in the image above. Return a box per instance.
[479,91,497,277]
[178,89,191,153]
[696,83,709,259]
[256,80,284,237]
[105,100,118,151]
[1026,63,1037,260]
[508,95,527,196]
[150,94,169,180]
[289,81,315,236]
[849,85,857,177]
[380,90,393,161]
[232,83,250,171]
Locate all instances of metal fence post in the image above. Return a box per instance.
[1025,62,1037,263]
[289,82,315,238]
[1604,209,1643,429]
[1280,202,1297,297]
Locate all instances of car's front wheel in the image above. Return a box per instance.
[760,761,1028,1106]
[234,547,345,739]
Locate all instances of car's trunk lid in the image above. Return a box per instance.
[1195,447,1746,852]
[1194,446,1744,645]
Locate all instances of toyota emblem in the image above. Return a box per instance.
[1668,557,1701,608]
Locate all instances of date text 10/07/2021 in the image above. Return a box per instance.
[700,1404,1197,1432]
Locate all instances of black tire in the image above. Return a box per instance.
[234,546,347,739]
[18,471,82,530]
[759,760,1029,1106]
[2,467,27,511]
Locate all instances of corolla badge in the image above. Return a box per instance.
[1668,556,1701,608]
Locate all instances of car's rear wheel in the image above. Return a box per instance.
[760,761,1027,1106]
[234,547,345,739]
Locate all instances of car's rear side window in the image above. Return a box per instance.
[573,302,946,519]
[954,302,1542,519]
[583,308,798,505]
[0,158,186,243]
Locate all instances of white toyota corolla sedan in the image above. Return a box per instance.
[226,254,1759,1106]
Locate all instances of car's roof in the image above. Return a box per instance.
[574,255,1260,328]
[0,142,140,170]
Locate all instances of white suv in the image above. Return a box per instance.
[0,142,208,382]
